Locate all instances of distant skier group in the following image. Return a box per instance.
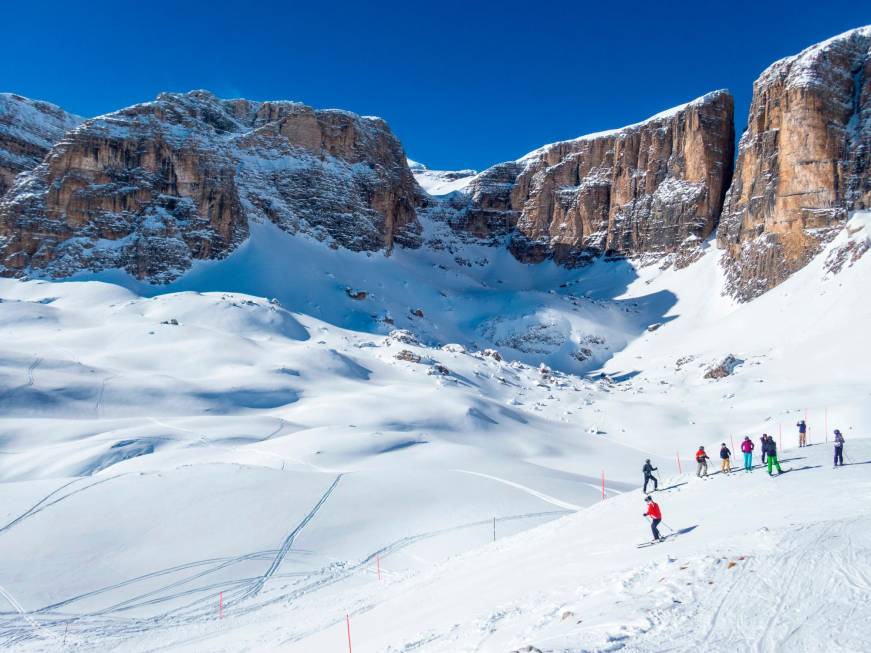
[639,420,849,544]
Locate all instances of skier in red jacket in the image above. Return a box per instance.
[643,496,664,542]
[695,446,710,477]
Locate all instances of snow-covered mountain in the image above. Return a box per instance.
[408,159,477,196]
[0,90,420,282]
[0,94,82,197]
[0,25,869,653]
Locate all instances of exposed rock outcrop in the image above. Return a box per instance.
[454,91,734,267]
[718,27,871,300]
[0,94,82,197]
[0,90,420,281]
[704,354,743,380]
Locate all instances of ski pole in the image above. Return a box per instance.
[661,521,676,533]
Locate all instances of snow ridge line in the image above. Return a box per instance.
[243,473,344,599]
[450,469,582,511]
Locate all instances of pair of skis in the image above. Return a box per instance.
[637,533,675,548]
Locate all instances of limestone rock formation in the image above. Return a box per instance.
[455,91,734,267]
[718,27,871,300]
[0,94,82,197]
[0,90,420,282]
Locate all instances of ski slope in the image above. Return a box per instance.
[185,439,871,653]
[0,211,868,651]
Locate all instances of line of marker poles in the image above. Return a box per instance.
[214,406,841,645]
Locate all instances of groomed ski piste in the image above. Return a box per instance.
[0,208,868,651]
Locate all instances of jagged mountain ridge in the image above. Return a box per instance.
[0,93,83,197]
[0,25,870,296]
[447,90,734,268]
[0,90,419,281]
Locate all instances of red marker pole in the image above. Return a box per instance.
[219,591,223,620]
[601,470,605,500]
[376,554,381,581]
[730,436,736,457]
[346,614,353,653]
[676,452,683,474]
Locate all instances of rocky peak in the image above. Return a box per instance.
[452,91,735,267]
[0,90,420,282]
[0,93,83,197]
[718,26,871,300]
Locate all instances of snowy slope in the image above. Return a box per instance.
[0,211,867,651]
[162,439,871,653]
[409,159,477,196]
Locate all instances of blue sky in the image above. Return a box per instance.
[2,1,868,171]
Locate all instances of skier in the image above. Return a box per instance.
[741,436,755,471]
[765,435,783,476]
[642,459,658,493]
[719,442,732,474]
[695,445,710,477]
[797,420,807,447]
[760,434,768,464]
[643,495,663,542]
[833,429,845,467]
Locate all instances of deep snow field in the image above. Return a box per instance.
[0,208,869,652]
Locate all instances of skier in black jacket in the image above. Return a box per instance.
[764,436,783,475]
[643,459,658,493]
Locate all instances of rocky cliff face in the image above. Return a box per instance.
[454,91,734,267]
[0,91,420,282]
[718,27,871,300]
[0,94,82,197]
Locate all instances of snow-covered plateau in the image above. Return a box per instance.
[0,203,868,652]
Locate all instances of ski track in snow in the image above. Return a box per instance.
[241,473,344,600]
[0,509,569,649]
[0,475,123,536]
[451,469,582,511]
[0,583,61,647]
[0,356,41,405]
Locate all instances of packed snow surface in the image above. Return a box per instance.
[0,211,868,651]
